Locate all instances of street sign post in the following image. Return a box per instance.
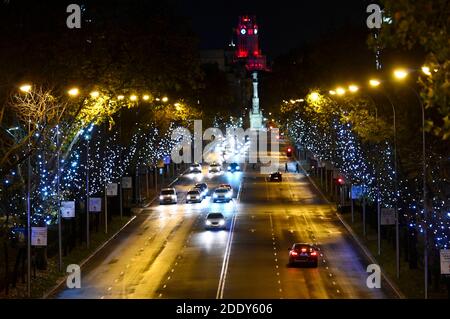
[351,185,363,200]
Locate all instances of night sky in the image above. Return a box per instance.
[173,0,372,58]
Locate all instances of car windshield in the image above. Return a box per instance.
[161,190,175,195]
[210,163,219,167]
[188,191,199,195]
[215,188,228,193]
[207,213,224,219]
[195,184,206,188]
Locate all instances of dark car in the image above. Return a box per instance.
[194,182,208,197]
[269,172,282,182]
[288,243,319,267]
[227,162,241,173]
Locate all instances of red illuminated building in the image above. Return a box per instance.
[235,15,267,71]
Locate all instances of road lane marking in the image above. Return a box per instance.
[216,211,237,299]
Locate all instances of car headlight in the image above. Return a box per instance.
[159,195,163,200]
[190,167,194,171]
[219,220,225,226]
[171,195,176,199]
[213,193,218,198]
[205,220,212,225]
[226,192,232,198]
[187,195,191,199]
[227,166,231,171]
[236,165,240,170]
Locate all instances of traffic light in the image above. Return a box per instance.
[286,147,292,157]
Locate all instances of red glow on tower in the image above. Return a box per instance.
[235,15,267,71]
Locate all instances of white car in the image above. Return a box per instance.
[205,212,226,230]
[189,163,202,173]
[212,187,232,203]
[159,188,177,204]
[209,162,222,173]
[186,189,202,203]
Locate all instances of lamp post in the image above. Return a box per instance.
[19,84,32,297]
[369,78,400,278]
[393,68,428,298]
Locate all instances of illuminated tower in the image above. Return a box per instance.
[235,15,267,129]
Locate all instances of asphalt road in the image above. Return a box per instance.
[55,142,397,299]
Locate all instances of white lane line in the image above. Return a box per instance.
[216,212,237,299]
[215,171,244,299]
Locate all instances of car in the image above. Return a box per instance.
[159,188,177,204]
[269,172,282,182]
[194,182,208,198]
[219,183,232,192]
[205,212,226,230]
[288,243,319,267]
[227,162,241,172]
[189,162,202,173]
[212,187,232,203]
[208,162,222,173]
[186,189,202,203]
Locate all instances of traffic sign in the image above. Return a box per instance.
[121,177,132,189]
[60,201,75,218]
[351,185,363,199]
[106,183,118,196]
[440,250,450,275]
[89,197,102,212]
[31,227,47,246]
[381,208,396,225]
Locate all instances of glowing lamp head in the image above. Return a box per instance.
[348,85,359,93]
[130,95,137,101]
[309,92,320,102]
[369,79,381,87]
[90,91,100,98]
[393,69,408,80]
[68,87,80,97]
[329,90,336,95]
[421,66,431,76]
[162,96,169,103]
[19,84,32,93]
[336,87,346,96]
[117,95,125,100]
[143,95,150,101]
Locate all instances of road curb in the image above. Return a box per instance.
[42,167,188,299]
[336,213,406,299]
[296,157,405,299]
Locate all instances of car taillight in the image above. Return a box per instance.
[290,251,298,256]
[310,251,317,256]
[301,248,307,252]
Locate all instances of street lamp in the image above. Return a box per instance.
[393,68,408,80]
[19,85,32,297]
[309,92,320,102]
[421,66,432,76]
[130,94,138,101]
[68,87,80,97]
[143,94,150,101]
[117,95,125,100]
[348,85,359,93]
[329,90,336,95]
[393,68,428,298]
[336,87,346,96]
[162,96,169,103]
[20,84,32,93]
[369,80,399,276]
[369,79,381,88]
[90,91,100,98]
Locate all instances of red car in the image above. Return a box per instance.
[288,243,318,267]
